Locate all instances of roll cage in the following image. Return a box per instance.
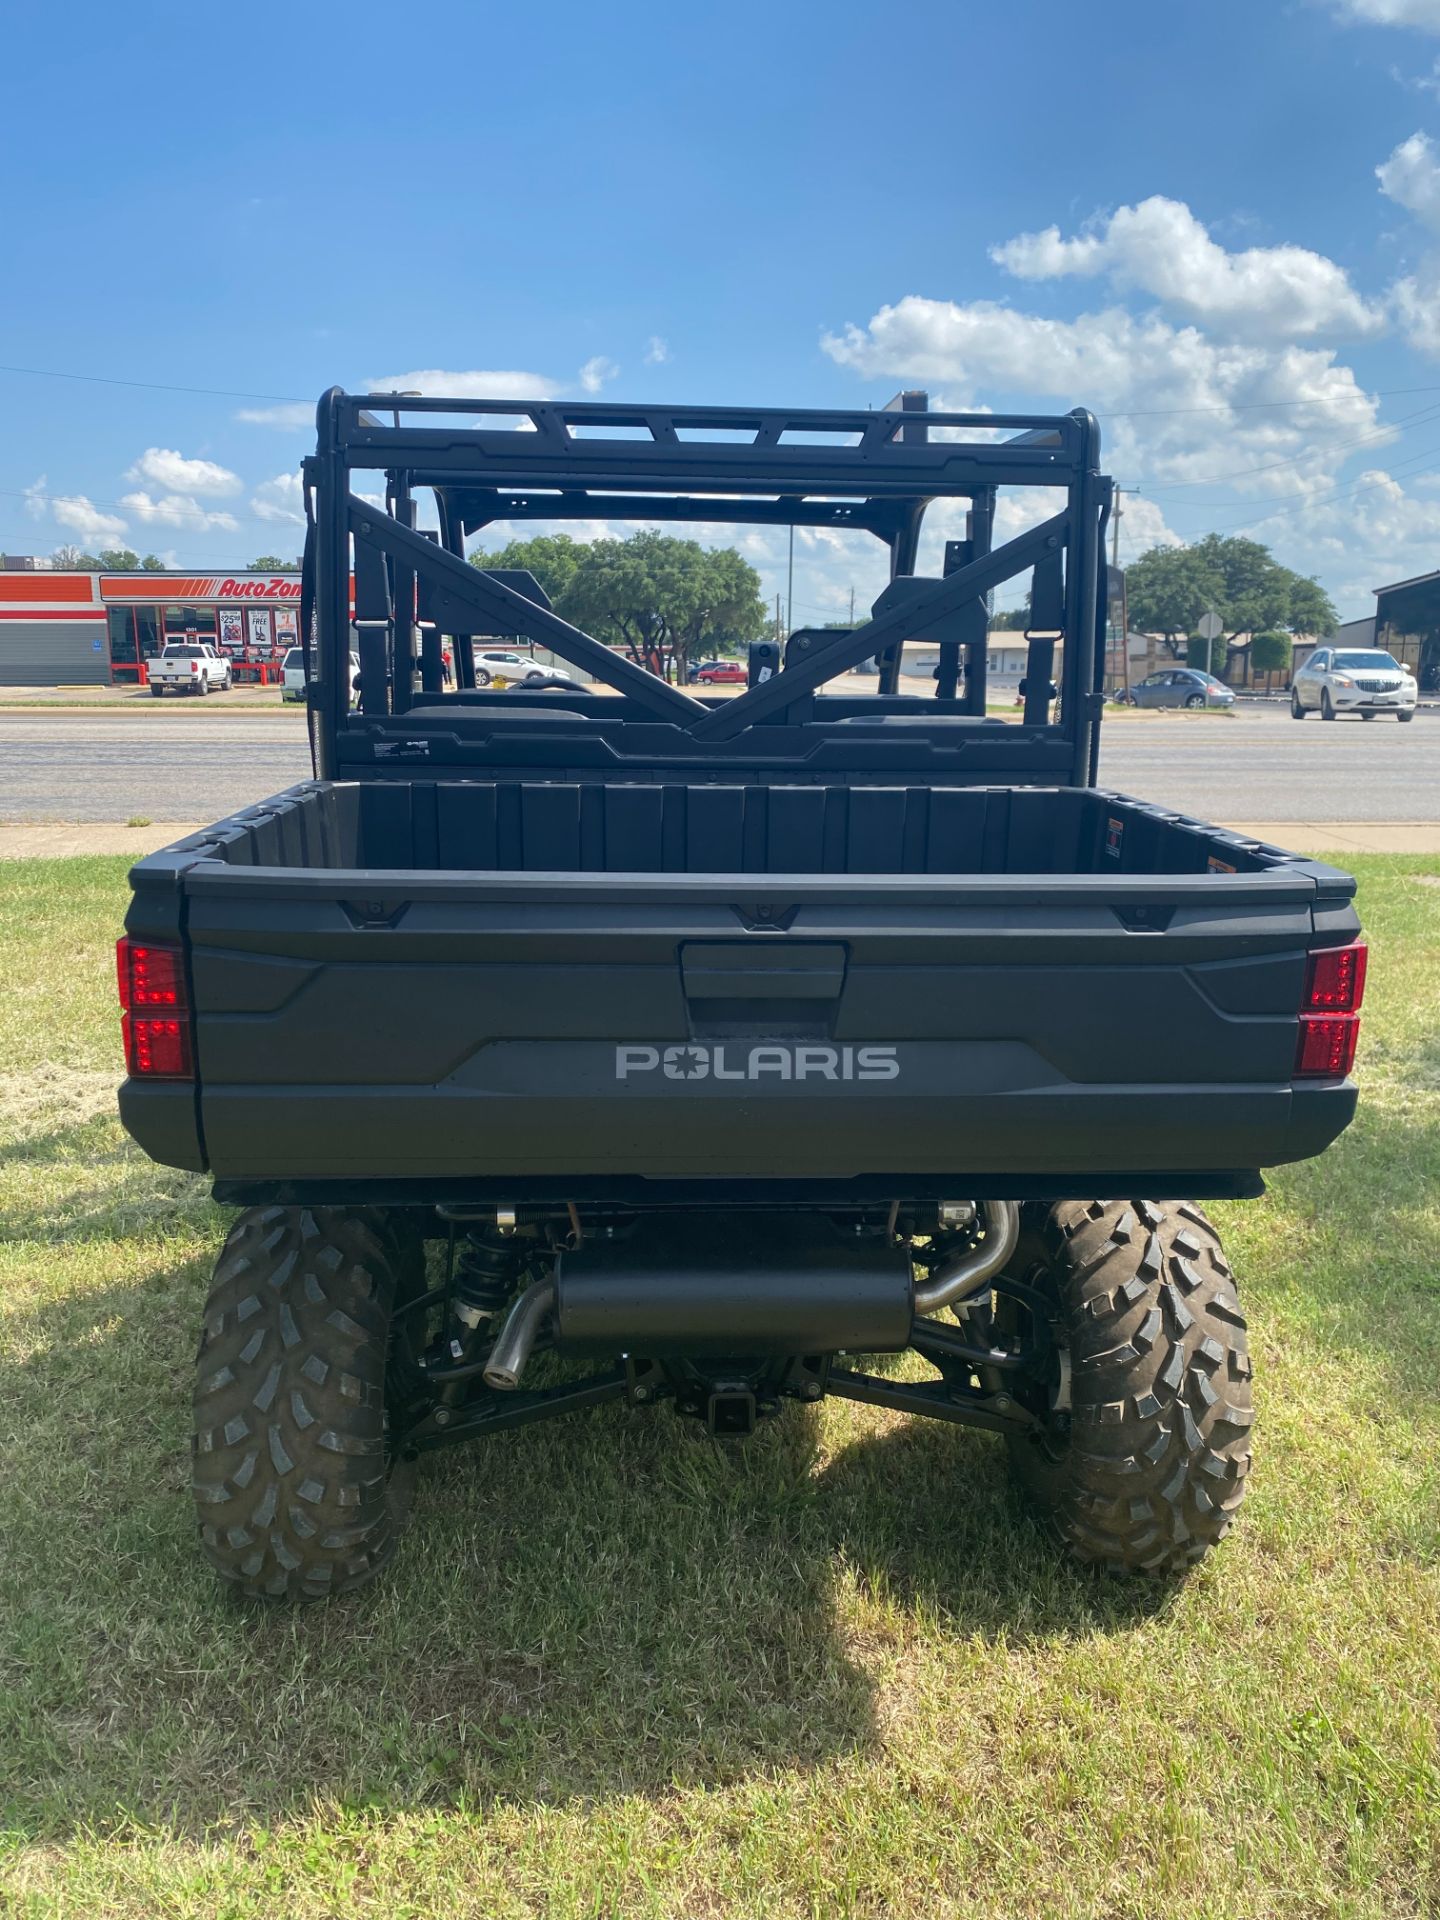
[301,388,1112,786]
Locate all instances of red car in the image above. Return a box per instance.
[694,659,746,684]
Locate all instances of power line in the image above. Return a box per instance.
[1140,399,1440,493]
[0,363,304,403]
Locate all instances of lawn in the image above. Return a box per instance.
[1,854,1437,1919]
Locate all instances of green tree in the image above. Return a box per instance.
[50,544,105,570]
[1250,629,1293,679]
[469,533,586,611]
[1126,545,1223,656]
[98,548,142,571]
[247,555,296,572]
[140,554,166,571]
[1128,534,1337,678]
[558,532,766,682]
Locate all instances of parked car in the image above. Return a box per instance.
[1291,647,1417,722]
[147,643,232,697]
[473,649,535,685]
[282,646,360,704]
[694,659,746,684]
[1127,668,1235,710]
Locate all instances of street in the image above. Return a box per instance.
[0,701,1435,825]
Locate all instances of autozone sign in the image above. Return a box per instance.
[100,575,302,602]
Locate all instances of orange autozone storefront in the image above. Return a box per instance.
[0,570,304,687]
[101,572,303,685]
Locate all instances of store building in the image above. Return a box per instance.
[1373,569,1440,693]
[0,565,303,686]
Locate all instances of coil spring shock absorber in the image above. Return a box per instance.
[436,1229,526,1405]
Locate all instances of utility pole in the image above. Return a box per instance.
[775,592,782,643]
[848,585,855,626]
[1112,487,1140,698]
[786,525,794,638]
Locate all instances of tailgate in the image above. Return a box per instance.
[172,863,1358,1192]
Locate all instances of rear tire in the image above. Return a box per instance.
[150,686,163,697]
[192,1205,424,1601]
[1003,1199,1253,1576]
[1290,692,1305,719]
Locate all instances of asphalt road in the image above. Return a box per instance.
[0,703,1435,824]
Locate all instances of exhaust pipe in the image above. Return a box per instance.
[913,1201,1019,1316]
[482,1277,554,1390]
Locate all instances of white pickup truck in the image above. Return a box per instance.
[148,644,233,697]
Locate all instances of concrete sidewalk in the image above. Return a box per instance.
[2,820,1439,861]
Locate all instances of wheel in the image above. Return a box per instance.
[1001,1199,1253,1576]
[1321,689,1336,721]
[1185,693,1205,709]
[195,677,209,696]
[1290,692,1305,719]
[150,685,164,697]
[1398,710,1415,723]
[473,668,492,686]
[192,1205,427,1601]
[1361,710,1375,721]
[220,674,232,692]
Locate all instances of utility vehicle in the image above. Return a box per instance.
[116,389,1364,1600]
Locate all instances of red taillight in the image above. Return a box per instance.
[117,938,184,1008]
[1296,1015,1360,1078]
[1303,941,1368,1012]
[122,1014,193,1078]
[117,938,192,1077]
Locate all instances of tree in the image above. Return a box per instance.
[51,544,103,571]
[1250,629,1293,680]
[470,533,586,611]
[247,555,297,572]
[482,530,766,682]
[1127,534,1337,678]
[98,548,142,571]
[140,554,166,571]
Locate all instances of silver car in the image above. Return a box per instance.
[1291,647,1418,722]
[1127,668,1235,709]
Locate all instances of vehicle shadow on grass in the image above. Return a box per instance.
[0,1252,1170,1845]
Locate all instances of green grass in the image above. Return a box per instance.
[1,855,1438,1918]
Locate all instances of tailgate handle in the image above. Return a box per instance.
[680,941,847,1002]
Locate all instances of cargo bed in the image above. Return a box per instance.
[121,778,1359,1203]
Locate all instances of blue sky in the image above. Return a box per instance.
[6,0,1440,621]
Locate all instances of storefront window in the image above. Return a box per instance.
[162,605,218,640]
[107,608,137,665]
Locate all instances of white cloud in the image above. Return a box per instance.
[1377,130,1440,227]
[119,491,240,533]
[124,447,242,497]
[991,196,1385,341]
[235,402,314,430]
[367,368,561,400]
[23,476,47,521]
[822,296,1383,491]
[644,335,669,365]
[1332,0,1440,26]
[1377,134,1440,351]
[50,495,128,544]
[578,355,620,394]
[250,472,306,526]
